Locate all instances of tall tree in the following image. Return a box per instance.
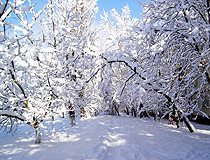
[40,0,99,120]
[0,0,45,142]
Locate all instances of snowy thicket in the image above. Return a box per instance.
[136,0,210,122]
[89,0,209,131]
[0,0,210,143]
[96,0,209,121]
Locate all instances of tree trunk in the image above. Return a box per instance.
[70,116,76,126]
[182,115,196,133]
[175,119,181,128]
[115,106,120,116]
[175,110,181,128]
[125,107,129,115]
[134,109,137,117]
[35,126,41,144]
[52,115,55,135]
[62,112,65,118]
[69,108,76,126]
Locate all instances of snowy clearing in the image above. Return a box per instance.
[0,115,210,160]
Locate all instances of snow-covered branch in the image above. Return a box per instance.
[0,110,26,122]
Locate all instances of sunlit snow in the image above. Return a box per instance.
[1,115,210,160]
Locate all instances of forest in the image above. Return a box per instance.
[0,0,210,144]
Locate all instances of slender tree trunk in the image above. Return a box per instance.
[35,126,41,144]
[175,119,181,128]
[125,107,129,115]
[115,106,120,116]
[62,112,65,118]
[69,108,76,126]
[175,110,181,128]
[133,108,137,117]
[70,117,76,126]
[52,115,55,135]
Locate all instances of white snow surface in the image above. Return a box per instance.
[0,115,210,160]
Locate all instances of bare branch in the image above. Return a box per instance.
[9,70,29,108]
[86,64,106,84]
[120,72,136,96]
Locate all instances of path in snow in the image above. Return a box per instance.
[0,115,210,160]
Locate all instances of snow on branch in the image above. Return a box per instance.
[0,0,9,20]
[105,57,146,80]
[0,110,26,122]
[105,56,173,103]
[9,70,29,108]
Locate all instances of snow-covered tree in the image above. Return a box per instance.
[136,0,209,128]
[0,0,45,142]
[40,0,99,120]
[0,0,99,142]
[92,6,142,115]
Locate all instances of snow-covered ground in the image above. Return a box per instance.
[0,115,210,160]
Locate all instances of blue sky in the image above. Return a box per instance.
[31,0,144,21]
[96,0,143,21]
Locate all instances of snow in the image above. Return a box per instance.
[0,7,12,21]
[1,115,210,160]
[0,110,26,121]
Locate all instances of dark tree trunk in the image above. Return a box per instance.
[52,115,55,135]
[182,115,196,133]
